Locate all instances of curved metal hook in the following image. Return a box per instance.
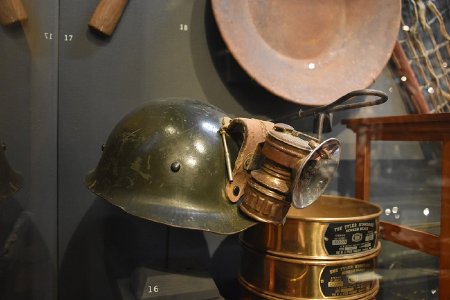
[272,89,388,124]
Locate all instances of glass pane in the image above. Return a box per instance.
[370,141,442,235]
[377,240,439,299]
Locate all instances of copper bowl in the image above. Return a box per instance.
[212,0,401,106]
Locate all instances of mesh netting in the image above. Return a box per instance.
[398,0,450,113]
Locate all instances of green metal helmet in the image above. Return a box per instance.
[0,143,23,201]
[85,98,256,234]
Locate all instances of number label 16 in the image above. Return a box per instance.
[148,285,159,293]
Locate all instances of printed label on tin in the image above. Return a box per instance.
[320,260,375,297]
[323,221,377,255]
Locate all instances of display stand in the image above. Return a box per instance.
[117,267,223,300]
[342,113,450,300]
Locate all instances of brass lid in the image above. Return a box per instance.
[287,195,382,222]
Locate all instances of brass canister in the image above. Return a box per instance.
[239,242,380,300]
[240,195,382,260]
[240,286,377,300]
[239,195,382,299]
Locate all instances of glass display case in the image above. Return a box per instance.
[0,0,448,299]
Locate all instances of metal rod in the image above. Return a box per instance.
[291,130,319,142]
[317,113,325,142]
[220,128,234,182]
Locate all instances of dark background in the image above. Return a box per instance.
[0,0,441,299]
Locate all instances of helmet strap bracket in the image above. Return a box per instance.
[220,117,274,203]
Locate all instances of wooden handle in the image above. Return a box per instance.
[88,0,128,36]
[0,0,28,26]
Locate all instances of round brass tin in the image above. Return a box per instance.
[239,242,380,300]
[241,195,382,260]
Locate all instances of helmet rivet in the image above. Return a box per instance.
[101,144,105,151]
[233,186,240,196]
[170,161,181,172]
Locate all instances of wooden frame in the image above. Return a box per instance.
[342,113,450,299]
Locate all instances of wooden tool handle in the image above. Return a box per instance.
[88,0,128,36]
[0,0,28,26]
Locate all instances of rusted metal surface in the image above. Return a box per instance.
[212,0,401,106]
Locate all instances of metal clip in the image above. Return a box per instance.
[220,119,234,182]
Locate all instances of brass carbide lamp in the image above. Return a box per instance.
[239,124,340,224]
